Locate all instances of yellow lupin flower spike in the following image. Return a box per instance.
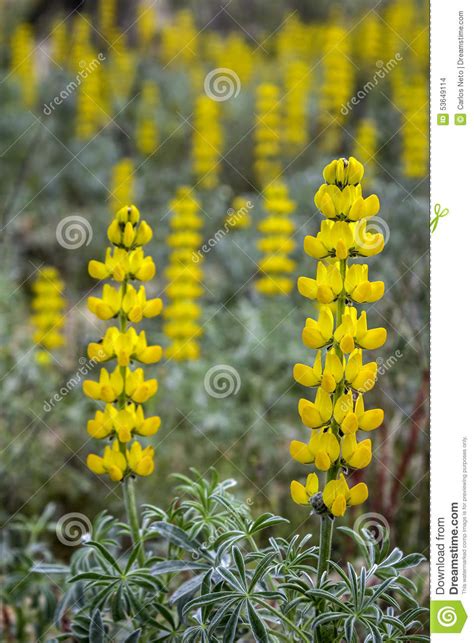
[290,157,385,539]
[31,267,66,366]
[84,204,162,483]
[256,182,296,296]
[164,187,204,360]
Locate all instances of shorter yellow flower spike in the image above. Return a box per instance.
[30,267,66,364]
[164,187,204,360]
[227,196,252,229]
[322,473,368,517]
[298,388,333,429]
[301,307,334,349]
[290,429,339,471]
[290,473,319,505]
[256,182,296,296]
[110,159,135,213]
[341,434,372,469]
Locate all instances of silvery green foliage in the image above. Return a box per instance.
[18,471,428,642]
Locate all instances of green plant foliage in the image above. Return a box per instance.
[4,471,428,641]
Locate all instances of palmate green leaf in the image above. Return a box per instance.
[69,571,117,583]
[249,513,289,534]
[170,573,207,605]
[344,615,356,642]
[248,551,276,591]
[246,600,269,643]
[306,588,350,612]
[123,629,142,643]
[89,609,105,643]
[392,553,426,570]
[152,560,209,574]
[216,564,246,592]
[232,546,247,588]
[149,521,204,556]
[183,591,240,615]
[31,563,70,574]
[87,541,122,573]
[222,603,243,643]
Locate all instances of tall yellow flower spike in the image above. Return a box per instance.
[31,267,66,366]
[254,84,282,186]
[290,158,386,580]
[10,24,37,108]
[85,204,162,483]
[136,82,160,156]
[164,187,204,360]
[256,182,296,296]
[110,158,135,213]
[353,119,377,185]
[192,96,223,190]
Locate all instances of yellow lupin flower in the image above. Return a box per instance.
[136,82,160,156]
[254,84,282,186]
[30,267,66,365]
[256,182,296,296]
[110,159,135,214]
[10,24,37,108]
[85,204,161,482]
[322,473,368,517]
[290,157,386,531]
[164,187,204,360]
[192,96,223,189]
[290,473,319,506]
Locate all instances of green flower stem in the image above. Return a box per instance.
[118,276,145,566]
[316,512,334,584]
[123,474,145,566]
[317,258,346,584]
